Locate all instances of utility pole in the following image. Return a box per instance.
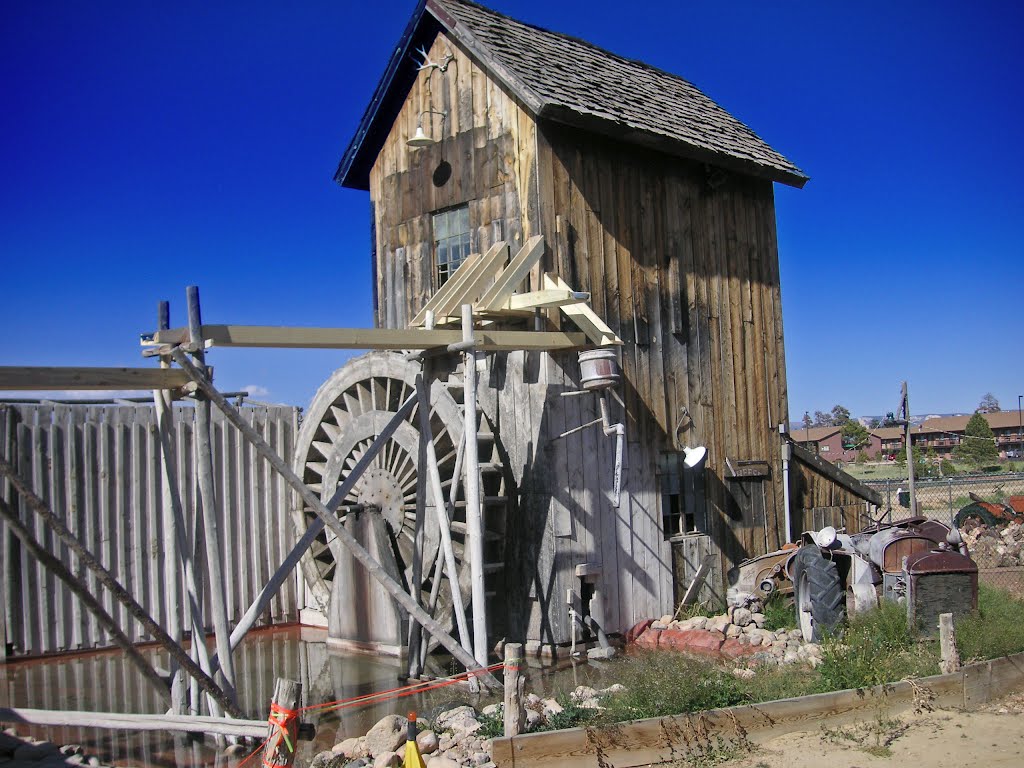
[901,382,916,516]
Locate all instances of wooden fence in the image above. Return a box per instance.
[0,401,304,657]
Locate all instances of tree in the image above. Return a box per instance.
[954,412,1000,466]
[802,411,812,430]
[812,410,832,427]
[868,417,881,429]
[841,420,870,450]
[831,404,852,425]
[977,393,1001,414]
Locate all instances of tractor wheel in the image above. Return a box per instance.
[791,546,845,643]
[954,503,998,531]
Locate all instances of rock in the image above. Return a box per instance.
[438,733,456,753]
[709,615,731,634]
[688,616,708,631]
[725,624,742,639]
[481,703,500,717]
[651,621,668,630]
[334,737,368,758]
[625,618,654,644]
[732,668,756,679]
[659,614,674,624]
[309,750,348,768]
[426,755,461,768]
[417,730,439,754]
[731,607,752,627]
[541,698,563,718]
[525,709,542,730]
[572,686,599,702]
[470,751,491,765]
[722,638,757,660]
[600,683,626,696]
[223,743,248,757]
[366,715,406,758]
[524,693,541,707]
[588,645,616,659]
[790,628,803,641]
[783,650,799,664]
[747,633,763,647]
[634,627,661,649]
[435,705,478,733]
[373,752,402,768]
[751,612,766,628]
[660,628,725,656]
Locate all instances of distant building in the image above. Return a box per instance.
[796,425,884,464]
[910,411,1024,460]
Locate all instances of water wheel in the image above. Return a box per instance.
[291,351,509,649]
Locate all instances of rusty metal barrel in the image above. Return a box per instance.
[578,349,620,391]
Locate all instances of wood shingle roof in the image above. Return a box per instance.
[337,0,807,189]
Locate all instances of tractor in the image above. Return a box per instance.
[728,517,978,642]
[954,492,1024,531]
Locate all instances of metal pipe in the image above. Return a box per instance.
[781,427,792,544]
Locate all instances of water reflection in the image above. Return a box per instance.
[3,627,616,767]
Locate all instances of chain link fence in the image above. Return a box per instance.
[866,472,1024,597]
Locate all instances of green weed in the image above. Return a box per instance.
[821,712,910,757]
[956,584,1024,661]
[760,592,796,632]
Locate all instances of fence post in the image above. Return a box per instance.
[939,613,960,674]
[503,643,525,737]
[262,678,302,768]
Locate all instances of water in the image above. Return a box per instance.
[2,627,614,766]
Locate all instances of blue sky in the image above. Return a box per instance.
[2,0,1021,420]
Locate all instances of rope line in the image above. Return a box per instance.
[300,662,504,715]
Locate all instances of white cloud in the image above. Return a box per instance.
[242,384,271,398]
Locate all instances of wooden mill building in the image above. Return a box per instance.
[312,0,872,655]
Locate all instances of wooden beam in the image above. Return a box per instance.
[542,274,623,346]
[147,326,587,352]
[0,708,269,739]
[503,289,591,311]
[0,367,189,391]
[411,250,486,327]
[790,442,883,506]
[477,236,545,311]
[425,241,510,323]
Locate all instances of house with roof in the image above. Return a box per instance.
[321,0,875,656]
[911,412,1024,460]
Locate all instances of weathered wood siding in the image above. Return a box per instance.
[0,402,302,657]
[790,445,879,534]
[369,36,790,647]
[369,33,536,328]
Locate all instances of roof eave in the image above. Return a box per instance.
[335,0,439,191]
[539,103,809,189]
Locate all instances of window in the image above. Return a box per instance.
[658,452,706,539]
[820,445,830,452]
[433,205,471,287]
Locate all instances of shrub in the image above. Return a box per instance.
[955,584,1024,661]
[815,601,938,692]
[476,706,504,738]
[531,694,596,732]
[940,459,956,476]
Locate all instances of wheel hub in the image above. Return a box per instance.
[357,467,406,533]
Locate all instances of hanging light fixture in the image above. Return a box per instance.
[406,109,447,149]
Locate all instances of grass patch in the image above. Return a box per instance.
[600,652,816,723]
[761,592,796,632]
[815,600,938,692]
[956,584,1024,661]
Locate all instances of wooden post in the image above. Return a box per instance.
[417,372,474,662]
[261,678,302,768]
[154,300,186,714]
[461,304,488,666]
[170,350,500,689]
[407,370,429,679]
[0,496,171,704]
[939,613,960,674]
[0,461,245,719]
[185,286,238,705]
[503,643,525,737]
[902,382,916,516]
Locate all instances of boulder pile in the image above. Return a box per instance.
[963,521,1024,567]
[630,603,823,669]
[309,686,623,768]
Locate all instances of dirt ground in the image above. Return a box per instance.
[721,691,1024,768]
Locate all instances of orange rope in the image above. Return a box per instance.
[299,662,504,715]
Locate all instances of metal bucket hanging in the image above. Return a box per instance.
[578,349,620,391]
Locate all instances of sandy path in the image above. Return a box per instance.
[724,692,1024,768]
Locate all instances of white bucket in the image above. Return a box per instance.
[578,349,620,391]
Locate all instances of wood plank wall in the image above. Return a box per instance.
[790,454,875,534]
[369,35,791,647]
[0,402,302,657]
